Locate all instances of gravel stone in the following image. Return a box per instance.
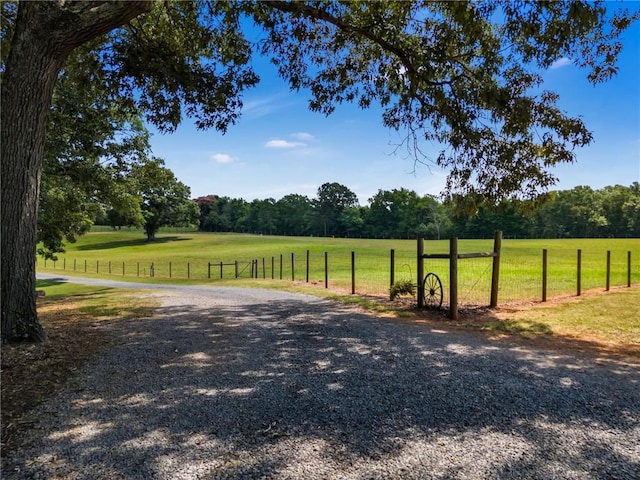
[3,274,639,479]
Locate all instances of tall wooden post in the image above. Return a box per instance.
[606,251,611,291]
[449,237,458,320]
[542,249,548,302]
[417,238,424,308]
[490,230,502,308]
[390,249,395,288]
[577,249,582,296]
[324,252,328,288]
[628,251,632,288]
[351,251,355,294]
[306,250,310,283]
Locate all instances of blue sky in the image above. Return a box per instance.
[149,9,640,205]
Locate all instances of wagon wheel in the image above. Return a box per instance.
[422,273,443,309]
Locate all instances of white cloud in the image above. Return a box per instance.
[211,153,236,164]
[242,93,296,118]
[550,57,571,69]
[291,132,316,141]
[265,139,306,149]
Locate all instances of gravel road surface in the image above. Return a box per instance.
[3,274,639,479]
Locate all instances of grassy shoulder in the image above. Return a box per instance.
[452,286,640,361]
[0,281,157,457]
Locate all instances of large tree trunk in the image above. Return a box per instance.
[1,1,151,343]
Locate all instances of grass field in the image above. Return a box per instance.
[36,229,640,306]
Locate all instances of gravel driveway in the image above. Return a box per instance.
[4,274,639,479]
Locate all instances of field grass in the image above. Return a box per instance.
[468,286,640,359]
[37,230,640,305]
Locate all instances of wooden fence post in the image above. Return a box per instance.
[187,262,190,279]
[137,262,139,277]
[271,256,275,280]
[208,262,211,279]
[606,251,611,291]
[324,252,328,289]
[306,250,310,283]
[169,261,172,278]
[390,248,395,288]
[263,258,266,279]
[122,262,125,276]
[291,253,295,281]
[449,237,458,320]
[417,239,424,308]
[235,260,238,278]
[279,254,283,280]
[109,261,111,274]
[577,249,582,296]
[351,251,355,294]
[542,249,548,302]
[490,230,502,308]
[628,251,632,287]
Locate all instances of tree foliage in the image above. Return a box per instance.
[183,183,640,240]
[256,1,638,202]
[314,182,359,236]
[37,42,148,259]
[128,159,199,241]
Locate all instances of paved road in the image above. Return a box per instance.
[6,273,639,479]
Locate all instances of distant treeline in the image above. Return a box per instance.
[98,182,640,239]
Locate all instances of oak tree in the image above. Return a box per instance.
[130,159,199,241]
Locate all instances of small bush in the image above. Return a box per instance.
[389,279,415,300]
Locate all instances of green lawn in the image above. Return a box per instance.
[37,230,640,305]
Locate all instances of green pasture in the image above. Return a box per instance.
[37,230,640,305]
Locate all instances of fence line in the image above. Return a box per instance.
[37,246,638,307]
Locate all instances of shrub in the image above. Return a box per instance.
[389,279,415,301]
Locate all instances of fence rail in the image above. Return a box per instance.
[37,245,638,308]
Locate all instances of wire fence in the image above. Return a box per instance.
[37,246,639,308]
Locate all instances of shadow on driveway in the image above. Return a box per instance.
[5,295,640,479]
